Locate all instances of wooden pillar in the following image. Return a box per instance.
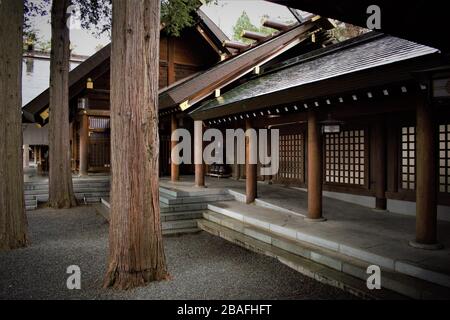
[171,114,179,182]
[79,113,89,176]
[374,116,387,210]
[33,146,38,163]
[246,120,257,203]
[410,97,441,249]
[233,124,240,180]
[306,110,325,221]
[194,120,205,187]
[23,145,29,168]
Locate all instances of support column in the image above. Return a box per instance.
[374,116,387,210]
[246,120,257,204]
[33,146,38,164]
[171,114,179,182]
[194,120,205,187]
[410,97,442,249]
[23,145,29,168]
[79,113,89,176]
[306,110,325,221]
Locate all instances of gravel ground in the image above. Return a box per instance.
[0,206,356,300]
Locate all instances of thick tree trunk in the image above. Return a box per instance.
[0,0,28,250]
[48,0,77,208]
[104,0,169,289]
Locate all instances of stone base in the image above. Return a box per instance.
[409,240,444,250]
[304,217,327,223]
[372,208,388,213]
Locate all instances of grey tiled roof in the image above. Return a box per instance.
[193,33,439,114]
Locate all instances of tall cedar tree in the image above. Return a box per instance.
[48,0,77,208]
[0,0,28,250]
[103,0,169,289]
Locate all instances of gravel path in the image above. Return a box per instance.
[0,206,356,300]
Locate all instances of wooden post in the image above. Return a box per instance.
[171,114,179,182]
[23,145,29,168]
[33,146,38,164]
[194,120,205,187]
[374,116,387,210]
[246,120,257,203]
[410,97,442,249]
[306,110,325,221]
[79,113,89,176]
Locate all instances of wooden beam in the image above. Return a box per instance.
[262,18,293,31]
[241,30,270,42]
[223,40,251,51]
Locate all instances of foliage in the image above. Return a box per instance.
[330,20,368,42]
[24,0,210,40]
[232,11,275,44]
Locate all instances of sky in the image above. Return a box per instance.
[28,0,297,56]
[23,0,300,106]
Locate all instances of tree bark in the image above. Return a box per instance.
[104,0,169,290]
[48,0,77,208]
[0,0,28,250]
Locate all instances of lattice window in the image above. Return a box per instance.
[324,129,366,186]
[275,134,305,182]
[400,126,416,190]
[439,124,450,193]
[89,117,110,130]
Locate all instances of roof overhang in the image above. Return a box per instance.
[191,52,441,120]
[160,17,329,112]
[266,0,450,53]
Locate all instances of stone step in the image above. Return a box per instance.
[160,202,207,213]
[159,186,229,198]
[24,182,110,191]
[25,188,109,197]
[161,211,204,222]
[201,210,450,299]
[197,218,401,300]
[94,202,201,235]
[207,201,450,290]
[162,219,197,231]
[159,193,234,205]
[163,227,201,236]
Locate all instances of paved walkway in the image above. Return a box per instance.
[0,206,354,300]
[160,176,450,288]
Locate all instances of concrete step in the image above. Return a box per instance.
[207,201,450,291]
[94,202,201,235]
[201,210,450,299]
[162,219,197,231]
[159,193,234,205]
[25,188,109,197]
[160,202,207,213]
[197,218,402,300]
[159,186,229,198]
[163,227,201,236]
[161,211,204,222]
[24,182,110,191]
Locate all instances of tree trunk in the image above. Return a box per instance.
[48,0,77,209]
[0,0,28,250]
[104,0,169,289]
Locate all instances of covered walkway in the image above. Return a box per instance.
[160,176,450,297]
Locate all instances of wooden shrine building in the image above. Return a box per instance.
[190,31,450,249]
